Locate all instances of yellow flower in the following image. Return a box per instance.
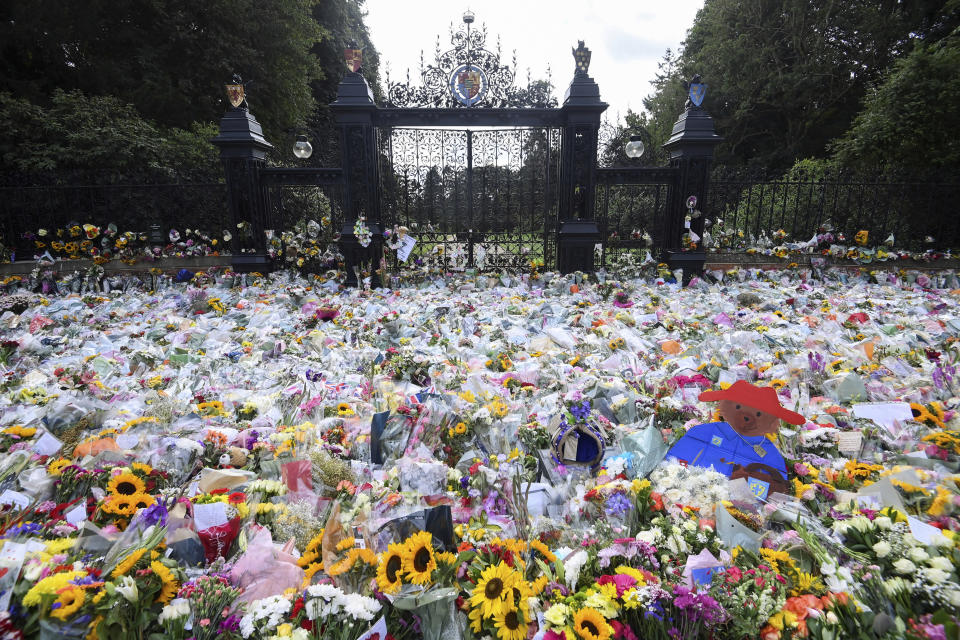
[50,585,85,620]
[151,560,179,603]
[376,543,405,594]
[530,539,556,563]
[131,492,156,511]
[759,548,794,574]
[47,458,72,476]
[107,472,145,497]
[23,571,85,607]
[493,607,527,640]
[336,402,355,417]
[768,608,799,631]
[112,548,147,578]
[470,561,517,618]
[455,422,468,435]
[790,571,825,597]
[402,531,437,585]
[301,562,324,588]
[131,462,153,475]
[573,607,611,640]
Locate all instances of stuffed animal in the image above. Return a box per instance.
[666,380,805,496]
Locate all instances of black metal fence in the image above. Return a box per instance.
[706,171,960,250]
[0,173,228,259]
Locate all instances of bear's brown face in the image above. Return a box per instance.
[718,399,780,438]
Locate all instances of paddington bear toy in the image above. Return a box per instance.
[666,380,805,496]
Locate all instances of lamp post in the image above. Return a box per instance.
[624,134,645,160]
[623,128,652,165]
[292,135,313,159]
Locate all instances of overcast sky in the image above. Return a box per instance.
[363,0,705,124]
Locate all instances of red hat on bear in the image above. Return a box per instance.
[699,380,806,425]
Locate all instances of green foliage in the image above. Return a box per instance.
[643,0,960,171]
[831,26,960,172]
[0,90,218,178]
[0,0,324,146]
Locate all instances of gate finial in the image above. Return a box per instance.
[573,41,591,76]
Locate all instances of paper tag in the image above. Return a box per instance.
[65,503,88,526]
[837,431,863,454]
[0,540,27,611]
[907,516,944,545]
[356,616,388,640]
[116,433,139,449]
[855,494,881,509]
[0,490,30,510]
[396,235,417,263]
[355,538,366,549]
[32,431,62,457]
[193,502,229,531]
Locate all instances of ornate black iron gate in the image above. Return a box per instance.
[212,13,723,279]
[378,126,561,270]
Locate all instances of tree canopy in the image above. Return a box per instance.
[640,0,960,173]
[0,0,382,173]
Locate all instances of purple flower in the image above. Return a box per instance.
[605,493,632,517]
[219,615,241,633]
[140,502,168,527]
[570,400,591,421]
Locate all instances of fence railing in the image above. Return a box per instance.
[0,177,229,260]
[706,173,960,250]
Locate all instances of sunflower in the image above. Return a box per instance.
[470,562,517,618]
[911,403,945,429]
[131,492,155,511]
[436,551,458,566]
[376,543,406,594]
[327,549,359,577]
[112,548,147,578]
[50,585,85,620]
[493,607,528,640]
[336,402,355,417]
[107,472,145,497]
[530,574,549,596]
[529,539,556,563]
[106,495,136,517]
[131,462,153,475]
[301,561,324,588]
[402,531,437,585]
[47,458,72,476]
[573,608,611,640]
[298,550,319,568]
[151,561,178,603]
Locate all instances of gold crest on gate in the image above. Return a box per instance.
[344,48,363,73]
[225,83,245,109]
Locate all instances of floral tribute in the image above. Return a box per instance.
[0,261,958,640]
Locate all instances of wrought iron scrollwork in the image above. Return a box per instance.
[384,16,557,109]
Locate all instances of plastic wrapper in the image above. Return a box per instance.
[230,525,304,604]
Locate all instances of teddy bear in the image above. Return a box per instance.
[665,380,805,496]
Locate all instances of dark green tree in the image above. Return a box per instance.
[0,0,324,146]
[831,26,960,173]
[644,0,960,171]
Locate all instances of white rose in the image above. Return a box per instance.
[908,547,929,563]
[932,534,954,548]
[826,612,839,625]
[872,541,892,558]
[820,562,837,576]
[874,516,893,530]
[926,568,950,584]
[893,559,916,574]
[928,557,952,571]
[949,590,960,607]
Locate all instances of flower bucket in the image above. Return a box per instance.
[392,588,462,640]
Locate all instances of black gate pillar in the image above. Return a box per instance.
[557,42,607,274]
[662,76,723,280]
[331,70,382,286]
[211,92,274,273]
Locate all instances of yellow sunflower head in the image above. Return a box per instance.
[469,561,518,619]
[376,543,406,594]
[151,560,179,604]
[493,607,528,640]
[107,495,136,517]
[47,458,72,476]
[131,462,153,475]
[112,548,147,578]
[131,492,155,511]
[573,607,612,640]
[301,561,324,588]
[336,402,355,416]
[402,531,437,586]
[107,472,145,497]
